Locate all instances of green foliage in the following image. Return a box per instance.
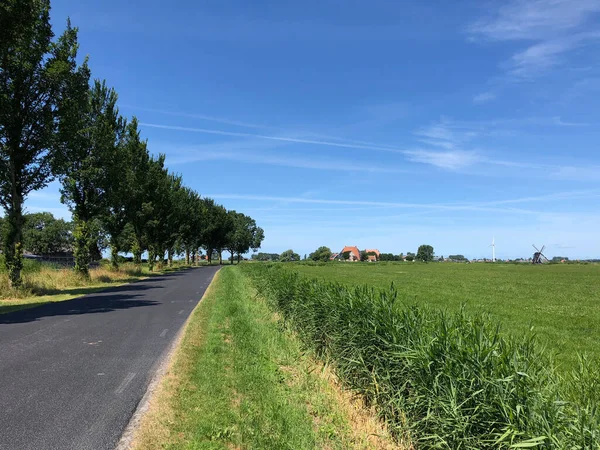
[58,75,125,275]
[293,263,600,370]
[0,1,79,286]
[309,246,332,262]
[226,210,264,263]
[449,254,468,261]
[341,251,351,260]
[242,264,600,448]
[416,244,435,262]
[252,252,280,261]
[1,2,263,281]
[22,212,73,255]
[202,199,232,264]
[379,253,404,261]
[279,249,300,262]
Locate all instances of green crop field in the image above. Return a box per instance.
[292,262,600,370]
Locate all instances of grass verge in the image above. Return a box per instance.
[132,266,401,450]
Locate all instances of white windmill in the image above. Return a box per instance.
[489,237,496,262]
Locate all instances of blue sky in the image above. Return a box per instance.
[27,0,600,259]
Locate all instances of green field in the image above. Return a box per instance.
[293,262,600,370]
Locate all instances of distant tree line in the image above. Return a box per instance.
[0,0,263,286]
[251,252,280,261]
[378,253,404,261]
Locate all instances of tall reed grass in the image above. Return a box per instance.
[241,264,600,449]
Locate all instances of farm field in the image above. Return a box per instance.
[293,262,600,370]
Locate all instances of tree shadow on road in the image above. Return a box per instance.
[0,291,160,324]
[0,266,214,321]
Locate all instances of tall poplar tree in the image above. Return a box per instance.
[0,1,77,286]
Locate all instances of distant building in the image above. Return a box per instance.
[339,246,361,261]
[333,246,381,262]
[365,249,380,262]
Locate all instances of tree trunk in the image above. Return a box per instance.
[191,249,197,265]
[219,251,222,265]
[237,253,241,263]
[231,250,235,265]
[148,247,156,271]
[132,236,143,266]
[167,248,173,267]
[207,248,212,265]
[157,249,165,270]
[110,238,120,271]
[4,195,24,288]
[73,217,91,278]
[185,248,190,265]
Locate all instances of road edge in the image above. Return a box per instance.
[114,267,221,450]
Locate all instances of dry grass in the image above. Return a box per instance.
[313,361,409,450]
[0,265,144,299]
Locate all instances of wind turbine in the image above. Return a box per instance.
[490,237,496,262]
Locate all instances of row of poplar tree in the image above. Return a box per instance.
[0,0,264,287]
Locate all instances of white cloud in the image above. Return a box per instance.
[146,118,597,179]
[403,149,481,170]
[414,121,479,149]
[508,33,600,78]
[208,188,600,212]
[473,92,496,103]
[469,0,600,41]
[469,0,600,78]
[123,105,271,130]
[140,122,402,154]
[167,149,409,174]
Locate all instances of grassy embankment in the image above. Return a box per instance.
[0,259,196,314]
[293,262,600,370]
[133,266,399,450]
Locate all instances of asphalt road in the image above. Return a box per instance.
[0,266,220,450]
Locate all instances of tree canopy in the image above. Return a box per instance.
[22,212,73,255]
[416,245,435,262]
[0,0,79,285]
[0,2,264,282]
[280,249,300,262]
[309,246,332,262]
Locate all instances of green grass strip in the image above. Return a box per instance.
[134,266,393,450]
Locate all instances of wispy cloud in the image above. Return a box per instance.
[414,120,479,150]
[468,0,600,78]
[469,0,600,41]
[167,148,409,174]
[123,105,271,130]
[208,188,600,213]
[473,92,496,104]
[140,122,402,153]
[403,149,481,170]
[508,33,600,78]
[146,119,598,179]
